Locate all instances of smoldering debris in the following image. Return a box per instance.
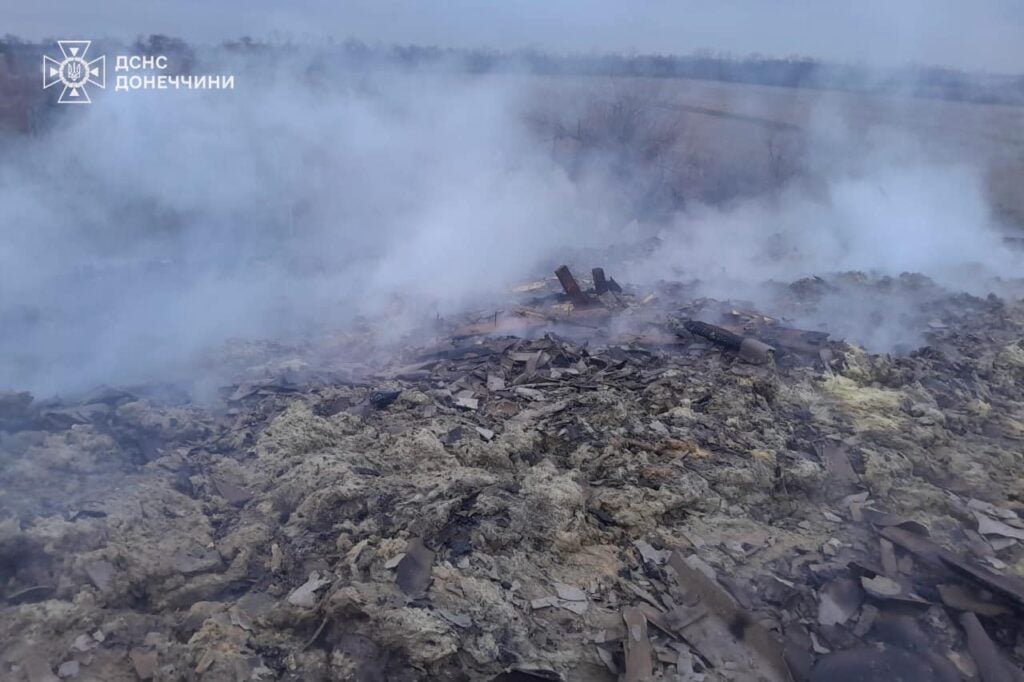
[2,266,1024,681]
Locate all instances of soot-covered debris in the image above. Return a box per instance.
[1,267,1023,681]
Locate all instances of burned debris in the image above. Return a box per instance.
[2,268,1024,681]
[680,321,776,365]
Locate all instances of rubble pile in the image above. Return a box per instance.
[2,266,1024,681]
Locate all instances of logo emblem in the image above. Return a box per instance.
[43,41,105,104]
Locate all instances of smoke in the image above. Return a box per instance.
[640,163,1014,288]
[1,47,1019,395]
[0,56,632,394]
[628,160,1017,350]
[624,111,1020,351]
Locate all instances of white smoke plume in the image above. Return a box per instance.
[0,47,1019,394]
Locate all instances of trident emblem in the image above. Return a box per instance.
[43,41,106,104]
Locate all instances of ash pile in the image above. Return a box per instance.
[2,265,1024,682]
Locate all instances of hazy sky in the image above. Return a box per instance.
[7,0,1024,72]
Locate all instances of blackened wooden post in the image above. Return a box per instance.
[555,265,591,307]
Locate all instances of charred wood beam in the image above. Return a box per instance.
[592,267,609,295]
[682,320,775,364]
[683,320,744,350]
[555,265,593,307]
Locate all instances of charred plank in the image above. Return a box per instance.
[554,265,593,308]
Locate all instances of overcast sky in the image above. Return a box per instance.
[8,0,1023,73]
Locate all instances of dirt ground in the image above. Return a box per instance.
[2,268,1024,681]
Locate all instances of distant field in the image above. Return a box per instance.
[526,74,1024,230]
